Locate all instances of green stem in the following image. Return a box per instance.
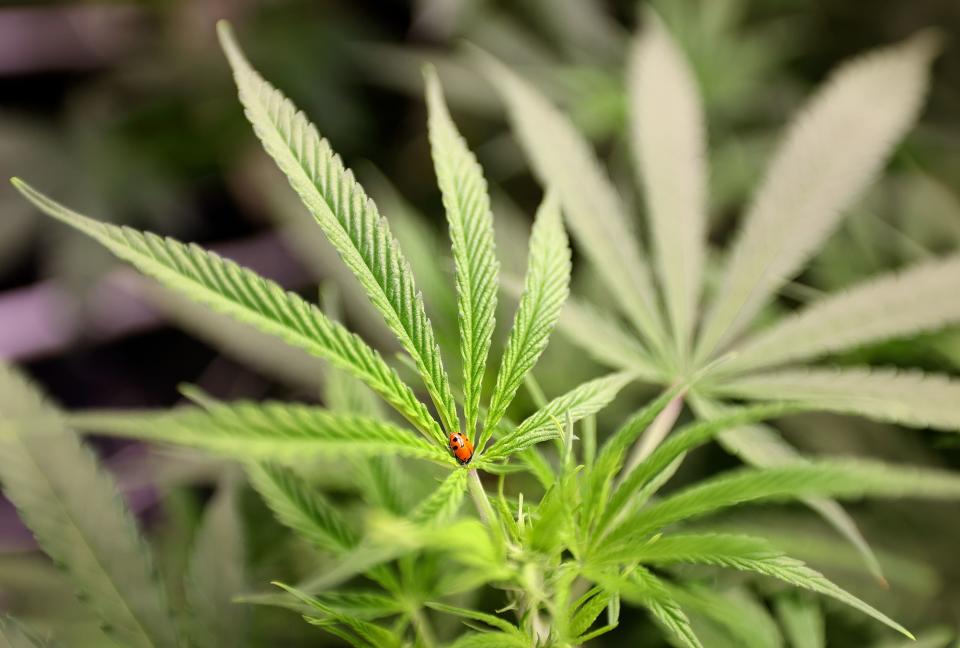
[468,469,498,528]
[410,606,436,648]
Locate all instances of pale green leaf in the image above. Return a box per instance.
[10,178,442,445]
[568,589,611,641]
[484,372,634,460]
[712,366,960,431]
[411,469,468,525]
[554,295,661,379]
[618,533,911,639]
[604,459,960,548]
[725,255,960,374]
[483,192,570,446]
[246,462,357,553]
[0,365,179,648]
[696,33,938,360]
[690,396,885,584]
[629,10,707,354]
[775,593,823,648]
[218,22,459,435]
[667,584,784,648]
[0,615,60,648]
[185,482,246,648]
[69,403,451,464]
[425,67,499,438]
[477,51,668,349]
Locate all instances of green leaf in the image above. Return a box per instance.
[424,602,521,635]
[218,22,459,436]
[554,296,661,379]
[69,402,451,464]
[629,10,707,355]
[712,367,960,431]
[0,615,60,648]
[723,255,960,374]
[425,67,499,439]
[603,459,960,549]
[0,365,179,648]
[484,372,633,460]
[246,462,357,553]
[568,589,612,640]
[691,396,886,585]
[483,192,571,446]
[275,582,401,648]
[618,567,703,648]
[448,633,530,648]
[667,584,784,648]
[582,388,678,534]
[477,50,668,350]
[696,32,938,360]
[614,533,912,639]
[595,403,805,540]
[411,469,468,525]
[10,178,442,445]
[774,593,823,648]
[185,482,246,648]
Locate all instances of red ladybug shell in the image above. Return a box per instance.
[448,433,474,465]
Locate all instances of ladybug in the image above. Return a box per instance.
[448,432,474,465]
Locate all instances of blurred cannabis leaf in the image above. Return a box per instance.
[481,6,959,589]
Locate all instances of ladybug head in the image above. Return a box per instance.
[448,433,464,449]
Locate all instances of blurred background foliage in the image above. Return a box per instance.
[1,0,959,645]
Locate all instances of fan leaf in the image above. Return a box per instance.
[483,192,570,446]
[218,22,459,436]
[426,67,499,438]
[629,10,707,355]
[478,51,667,350]
[0,365,179,648]
[723,255,960,374]
[10,178,443,445]
[69,403,451,464]
[696,32,938,360]
[712,366,960,431]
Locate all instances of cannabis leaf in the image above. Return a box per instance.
[0,364,179,648]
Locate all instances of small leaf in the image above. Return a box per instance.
[484,372,634,460]
[483,192,571,446]
[0,365,179,648]
[218,22,459,435]
[246,462,357,553]
[10,178,442,445]
[275,582,401,648]
[713,366,960,431]
[697,32,938,360]
[69,402,451,464]
[0,615,61,648]
[425,602,521,635]
[411,469,468,526]
[629,9,707,354]
[425,67,500,439]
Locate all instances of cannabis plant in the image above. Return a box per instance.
[481,13,960,581]
[4,17,960,648]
